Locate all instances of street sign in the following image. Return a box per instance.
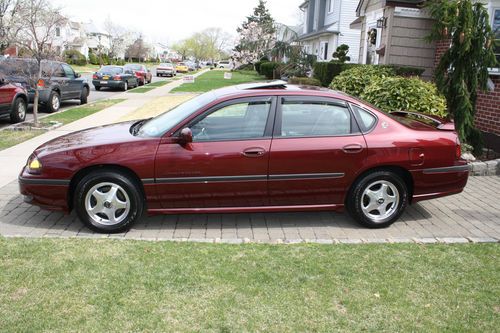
[183,75,195,83]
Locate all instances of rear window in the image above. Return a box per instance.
[125,64,142,71]
[160,63,172,67]
[98,66,123,75]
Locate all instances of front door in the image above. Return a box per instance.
[155,97,276,208]
[268,96,367,206]
[61,64,82,99]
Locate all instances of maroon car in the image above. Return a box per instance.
[124,64,152,86]
[19,82,469,233]
[0,77,28,123]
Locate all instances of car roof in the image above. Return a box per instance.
[212,80,359,103]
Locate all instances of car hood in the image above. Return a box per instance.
[35,121,146,156]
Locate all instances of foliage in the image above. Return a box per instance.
[254,60,267,74]
[361,76,447,116]
[233,0,276,63]
[234,63,254,71]
[260,61,281,79]
[387,65,425,77]
[426,0,497,153]
[288,77,322,86]
[330,65,395,96]
[332,44,351,63]
[88,50,99,65]
[125,36,150,62]
[63,50,86,66]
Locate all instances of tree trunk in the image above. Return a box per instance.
[33,62,43,127]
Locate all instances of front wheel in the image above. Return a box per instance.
[346,171,408,228]
[74,171,144,233]
[10,97,27,123]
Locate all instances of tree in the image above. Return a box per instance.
[233,0,276,63]
[103,16,130,60]
[0,0,24,53]
[171,39,191,61]
[332,44,350,63]
[427,0,497,153]
[5,0,66,125]
[125,35,150,62]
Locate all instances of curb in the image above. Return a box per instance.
[469,159,500,176]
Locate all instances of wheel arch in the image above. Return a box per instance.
[67,164,146,211]
[345,165,414,205]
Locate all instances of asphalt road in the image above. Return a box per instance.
[0,69,171,129]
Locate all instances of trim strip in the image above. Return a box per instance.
[145,173,345,184]
[422,165,470,174]
[19,177,70,186]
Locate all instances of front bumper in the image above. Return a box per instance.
[19,169,70,212]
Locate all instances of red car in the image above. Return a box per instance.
[124,64,152,86]
[19,82,469,233]
[0,77,28,123]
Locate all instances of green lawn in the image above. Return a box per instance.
[127,87,156,94]
[0,239,498,332]
[71,64,100,74]
[146,80,170,87]
[171,70,264,93]
[0,99,124,151]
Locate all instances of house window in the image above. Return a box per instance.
[328,0,334,13]
[320,41,329,60]
[493,8,500,65]
[56,27,60,37]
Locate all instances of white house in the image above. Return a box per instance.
[84,21,112,57]
[298,0,361,62]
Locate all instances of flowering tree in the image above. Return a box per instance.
[233,0,276,64]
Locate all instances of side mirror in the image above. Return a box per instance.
[179,127,193,145]
[0,78,5,85]
[75,73,81,78]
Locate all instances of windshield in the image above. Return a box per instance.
[98,66,123,75]
[138,91,217,137]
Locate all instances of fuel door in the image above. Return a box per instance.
[409,148,425,166]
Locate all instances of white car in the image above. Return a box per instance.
[218,60,232,69]
[156,63,177,77]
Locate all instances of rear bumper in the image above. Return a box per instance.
[410,164,470,203]
[27,89,51,104]
[18,172,70,212]
[157,69,174,74]
[92,80,124,89]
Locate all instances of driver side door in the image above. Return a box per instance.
[154,96,276,209]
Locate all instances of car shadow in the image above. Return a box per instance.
[1,193,435,235]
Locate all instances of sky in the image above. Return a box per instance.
[52,0,304,44]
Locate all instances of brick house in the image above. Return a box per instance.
[352,0,500,151]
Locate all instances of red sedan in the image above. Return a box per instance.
[124,64,152,86]
[19,82,469,233]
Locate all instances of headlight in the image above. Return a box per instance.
[26,155,42,174]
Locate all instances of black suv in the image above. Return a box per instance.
[0,58,90,113]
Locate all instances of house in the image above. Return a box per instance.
[352,0,500,150]
[84,22,112,58]
[298,0,361,62]
[52,21,89,58]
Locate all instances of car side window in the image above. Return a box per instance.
[61,64,75,78]
[191,100,271,141]
[279,101,352,137]
[351,105,377,132]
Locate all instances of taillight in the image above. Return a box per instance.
[113,75,121,80]
[92,74,98,79]
[455,138,462,159]
[37,79,45,88]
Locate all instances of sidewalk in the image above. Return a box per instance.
[0,69,208,188]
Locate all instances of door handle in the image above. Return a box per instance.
[342,144,364,154]
[241,147,266,157]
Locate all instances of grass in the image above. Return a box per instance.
[0,239,498,332]
[171,70,264,93]
[71,64,100,74]
[127,87,156,94]
[0,99,124,151]
[147,80,170,87]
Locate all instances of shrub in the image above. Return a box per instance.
[385,65,425,77]
[88,52,99,65]
[235,63,254,71]
[254,61,268,74]
[63,50,87,66]
[330,65,395,96]
[260,61,281,79]
[313,62,361,87]
[360,76,447,116]
[288,77,322,86]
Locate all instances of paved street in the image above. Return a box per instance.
[1,176,499,243]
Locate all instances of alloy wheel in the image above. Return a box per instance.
[361,180,400,222]
[85,182,130,226]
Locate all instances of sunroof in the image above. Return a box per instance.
[238,80,288,90]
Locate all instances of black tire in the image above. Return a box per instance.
[44,90,60,113]
[80,86,88,104]
[122,81,128,91]
[95,86,101,91]
[74,171,144,233]
[10,97,27,123]
[157,74,160,77]
[346,170,408,228]
[138,78,144,86]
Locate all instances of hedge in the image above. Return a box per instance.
[330,65,395,96]
[260,62,281,79]
[63,50,87,66]
[288,77,322,86]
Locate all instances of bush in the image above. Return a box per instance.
[360,76,447,116]
[88,52,99,65]
[288,77,322,86]
[386,65,425,77]
[313,62,361,87]
[260,62,281,79]
[235,63,254,71]
[330,65,395,96]
[254,61,266,74]
[63,50,87,66]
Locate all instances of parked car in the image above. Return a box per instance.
[175,62,189,73]
[124,64,152,86]
[0,58,90,113]
[156,63,177,77]
[218,60,231,69]
[184,61,196,71]
[0,77,28,123]
[92,66,138,91]
[19,81,470,233]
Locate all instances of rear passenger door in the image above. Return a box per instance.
[268,96,367,206]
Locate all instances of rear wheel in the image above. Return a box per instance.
[44,91,60,113]
[122,81,128,91]
[95,86,101,91]
[80,86,88,104]
[346,171,408,228]
[10,97,27,123]
[74,171,144,233]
